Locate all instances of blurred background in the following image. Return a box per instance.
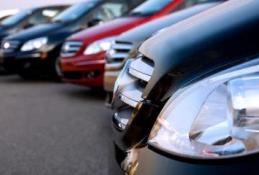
[0,0,82,10]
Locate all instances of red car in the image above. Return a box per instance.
[59,0,183,87]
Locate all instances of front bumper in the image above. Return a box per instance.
[133,147,259,175]
[104,62,124,92]
[1,50,49,73]
[60,52,105,87]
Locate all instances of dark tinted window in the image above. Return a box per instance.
[0,9,32,26]
[184,0,220,7]
[130,0,172,16]
[28,8,65,25]
[53,2,98,22]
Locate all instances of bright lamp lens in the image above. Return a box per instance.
[149,64,259,159]
[84,37,116,55]
[21,37,47,52]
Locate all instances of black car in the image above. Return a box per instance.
[104,0,224,104]
[111,0,259,174]
[0,6,67,43]
[0,0,144,79]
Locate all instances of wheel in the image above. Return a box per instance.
[49,57,63,82]
[55,57,63,78]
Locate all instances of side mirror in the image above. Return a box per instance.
[88,18,102,27]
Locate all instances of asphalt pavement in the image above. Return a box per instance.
[0,75,113,175]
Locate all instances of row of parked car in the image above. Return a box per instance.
[1,0,259,174]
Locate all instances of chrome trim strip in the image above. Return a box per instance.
[129,68,151,82]
[75,60,105,66]
[119,89,143,108]
[128,58,153,82]
[105,62,123,69]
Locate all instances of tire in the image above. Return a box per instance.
[55,57,63,78]
[49,57,63,82]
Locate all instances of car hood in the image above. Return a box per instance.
[68,16,148,45]
[118,2,221,45]
[139,0,259,97]
[5,22,70,42]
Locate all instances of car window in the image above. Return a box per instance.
[0,9,32,26]
[170,0,221,13]
[28,8,64,26]
[92,2,128,21]
[53,2,98,22]
[130,0,172,16]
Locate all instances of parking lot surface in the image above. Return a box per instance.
[0,75,113,175]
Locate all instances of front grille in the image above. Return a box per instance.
[106,40,133,63]
[1,40,20,52]
[112,56,154,131]
[116,56,154,108]
[61,41,83,58]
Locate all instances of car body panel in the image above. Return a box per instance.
[133,147,259,175]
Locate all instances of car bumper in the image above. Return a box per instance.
[60,52,105,87]
[110,145,259,175]
[1,51,49,72]
[104,62,124,92]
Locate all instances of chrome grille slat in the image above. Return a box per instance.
[107,41,133,63]
[110,53,129,59]
[118,56,154,107]
[61,41,83,58]
[128,58,154,82]
[119,88,143,108]
[112,44,132,51]
[113,56,154,129]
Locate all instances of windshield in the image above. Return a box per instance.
[130,0,172,16]
[53,2,98,22]
[0,9,32,26]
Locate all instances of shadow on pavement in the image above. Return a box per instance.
[61,84,106,101]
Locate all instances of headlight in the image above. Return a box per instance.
[84,36,116,55]
[21,37,48,52]
[149,62,259,159]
